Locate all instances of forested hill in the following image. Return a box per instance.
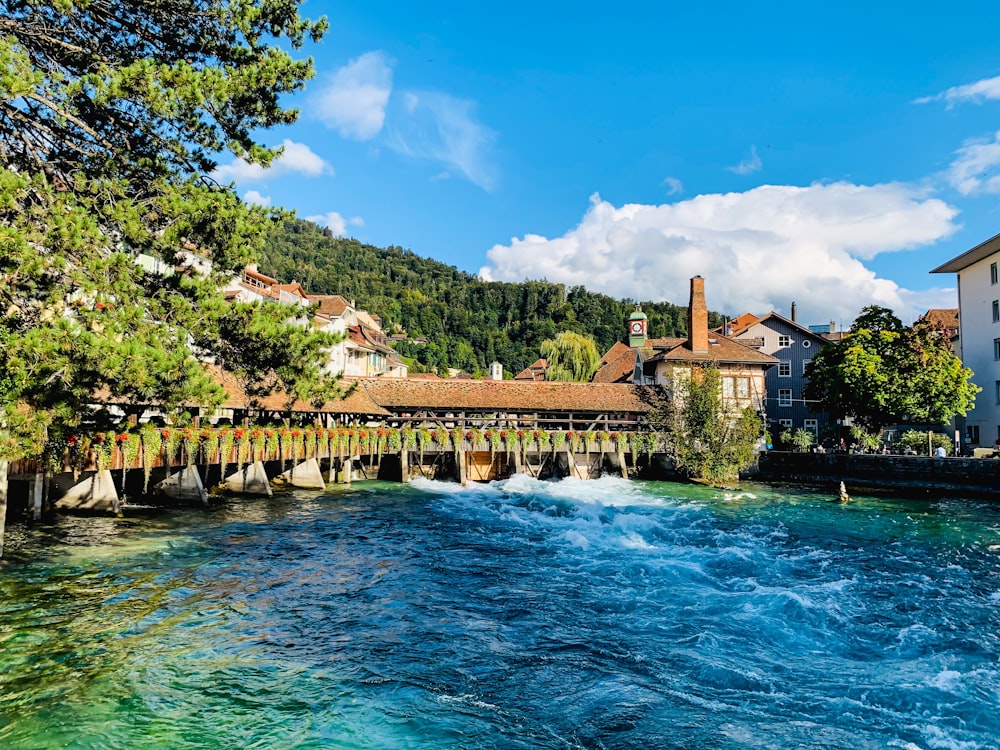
[260,219,721,376]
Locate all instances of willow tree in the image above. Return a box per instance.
[541,331,601,382]
[666,365,764,486]
[0,0,328,552]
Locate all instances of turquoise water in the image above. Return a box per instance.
[2,476,1000,749]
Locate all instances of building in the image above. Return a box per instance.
[725,306,831,440]
[931,234,999,447]
[515,358,548,382]
[593,276,777,413]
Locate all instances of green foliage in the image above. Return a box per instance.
[259,219,725,376]
[897,430,952,457]
[666,365,764,485]
[780,428,815,452]
[0,1,328,459]
[805,306,979,433]
[540,331,600,382]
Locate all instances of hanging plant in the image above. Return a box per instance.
[178,427,198,466]
[629,432,645,458]
[91,432,110,471]
[291,427,304,462]
[201,427,219,464]
[238,428,255,473]
[139,424,161,493]
[551,431,566,452]
[402,427,416,449]
[486,429,501,454]
[583,431,597,452]
[219,427,236,481]
[449,428,463,451]
[535,429,550,449]
[598,431,612,452]
[119,432,141,489]
[613,432,628,453]
[467,427,483,449]
[302,428,316,459]
[387,427,402,452]
[264,429,279,463]
[161,427,179,470]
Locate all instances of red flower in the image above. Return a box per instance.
[465,431,473,440]
[67,434,78,445]
[516,430,525,438]
[115,432,129,444]
[233,428,245,439]
[161,428,171,439]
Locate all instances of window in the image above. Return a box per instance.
[802,340,811,348]
[967,425,980,445]
[994,300,999,323]
[995,380,1000,404]
[778,362,791,377]
[803,359,811,375]
[778,334,791,347]
[722,376,735,398]
[804,419,818,438]
[992,262,998,285]
[737,378,750,399]
[778,389,792,407]
[779,419,793,428]
[995,338,1000,360]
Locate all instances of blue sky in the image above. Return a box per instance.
[214,1,1000,327]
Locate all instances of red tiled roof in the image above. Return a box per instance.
[357,378,654,413]
[312,294,352,318]
[646,336,778,366]
[727,312,761,335]
[514,358,548,382]
[592,342,637,383]
[920,308,959,331]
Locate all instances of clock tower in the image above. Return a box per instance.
[628,305,648,348]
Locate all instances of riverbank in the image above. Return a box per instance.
[752,451,1000,498]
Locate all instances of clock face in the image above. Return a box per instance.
[630,321,644,334]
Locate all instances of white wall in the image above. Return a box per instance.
[957,254,1000,445]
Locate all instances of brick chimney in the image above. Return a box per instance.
[688,275,709,353]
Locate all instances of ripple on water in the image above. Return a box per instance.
[2,476,1000,749]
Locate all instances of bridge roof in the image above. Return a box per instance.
[357,378,654,414]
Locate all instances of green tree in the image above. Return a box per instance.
[0,1,329,552]
[540,331,601,382]
[804,306,979,433]
[666,365,764,485]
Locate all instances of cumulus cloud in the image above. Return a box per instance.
[915,74,1000,107]
[306,211,365,237]
[479,183,959,323]
[663,176,684,195]
[243,190,271,207]
[947,130,1000,194]
[385,90,498,190]
[212,140,331,183]
[313,51,393,140]
[728,145,762,175]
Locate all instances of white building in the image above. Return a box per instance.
[931,233,999,447]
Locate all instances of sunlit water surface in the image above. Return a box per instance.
[2,476,1000,749]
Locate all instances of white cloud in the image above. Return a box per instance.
[728,145,762,175]
[479,183,959,323]
[947,130,1000,194]
[385,90,498,190]
[313,51,393,140]
[915,74,1000,107]
[306,211,365,237]
[663,176,684,195]
[212,139,331,183]
[243,190,271,207]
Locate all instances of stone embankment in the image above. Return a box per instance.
[753,451,1000,497]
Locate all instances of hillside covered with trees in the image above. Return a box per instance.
[261,220,722,376]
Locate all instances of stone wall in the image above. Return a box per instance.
[753,451,1000,497]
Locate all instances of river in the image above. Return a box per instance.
[2,476,999,749]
